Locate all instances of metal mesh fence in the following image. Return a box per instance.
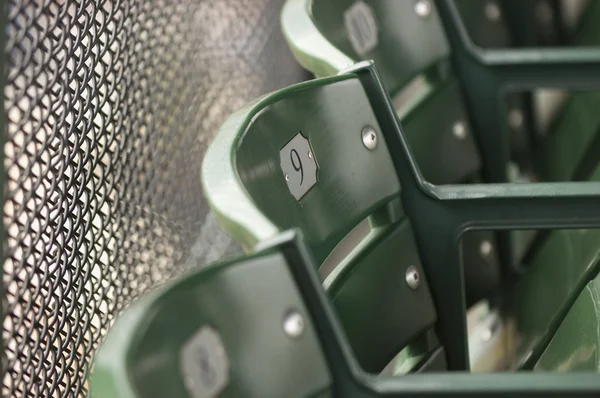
[2,1,307,396]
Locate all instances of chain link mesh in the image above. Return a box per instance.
[2,1,307,396]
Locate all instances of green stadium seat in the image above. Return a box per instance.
[282,0,504,306]
[201,62,600,373]
[93,63,600,396]
[282,0,600,299]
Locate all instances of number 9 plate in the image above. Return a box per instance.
[280,132,318,201]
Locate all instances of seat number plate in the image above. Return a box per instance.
[180,326,229,398]
[280,132,318,201]
[344,1,378,57]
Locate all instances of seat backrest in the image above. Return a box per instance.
[203,74,439,373]
[282,0,502,306]
[91,247,333,398]
[206,63,600,374]
[283,0,486,187]
[308,0,449,96]
[232,77,398,262]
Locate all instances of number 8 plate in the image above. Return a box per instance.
[280,132,318,201]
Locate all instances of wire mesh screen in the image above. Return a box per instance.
[2,1,307,396]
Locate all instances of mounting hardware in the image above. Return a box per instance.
[485,1,502,22]
[362,125,378,150]
[508,109,524,130]
[283,310,305,339]
[480,240,493,258]
[452,121,468,140]
[405,265,421,290]
[414,0,432,18]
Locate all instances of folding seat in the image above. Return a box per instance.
[281,0,600,300]
[204,60,600,372]
[281,0,503,306]
[92,63,600,396]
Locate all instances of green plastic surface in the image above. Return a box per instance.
[91,248,331,398]
[535,2,600,182]
[283,0,482,187]
[281,0,501,305]
[308,0,449,95]
[326,220,436,373]
[204,61,600,375]
[512,228,600,368]
[284,0,575,294]
[204,75,442,373]
[349,61,600,370]
[94,229,600,397]
[535,275,600,372]
[234,78,398,264]
[537,91,600,181]
[401,78,480,185]
[435,0,600,183]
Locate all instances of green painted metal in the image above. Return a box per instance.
[281,0,501,305]
[434,0,600,183]
[233,78,399,264]
[512,229,600,368]
[349,60,600,370]
[91,247,332,398]
[281,225,600,396]
[282,0,481,186]
[535,275,600,372]
[537,91,600,181]
[455,0,512,47]
[94,229,600,396]
[417,347,448,373]
[204,60,600,374]
[535,0,600,182]
[455,0,535,169]
[203,75,440,373]
[400,78,480,185]
[326,220,436,373]
[434,0,600,275]
[308,0,449,96]
[508,163,600,368]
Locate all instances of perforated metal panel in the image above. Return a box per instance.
[2,1,307,396]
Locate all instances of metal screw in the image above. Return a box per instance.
[285,174,290,182]
[480,240,493,258]
[361,126,378,150]
[283,310,304,339]
[405,266,421,290]
[481,327,493,342]
[414,0,432,18]
[452,121,468,140]
[485,1,502,22]
[308,151,313,159]
[508,109,524,130]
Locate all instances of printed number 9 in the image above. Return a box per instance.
[290,149,304,185]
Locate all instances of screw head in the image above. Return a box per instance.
[361,126,378,150]
[481,327,493,342]
[405,265,421,290]
[283,310,304,339]
[285,174,290,182]
[508,109,524,130]
[308,151,313,159]
[485,1,502,22]
[480,240,493,258]
[452,121,468,140]
[414,0,432,18]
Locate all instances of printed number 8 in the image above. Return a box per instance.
[290,149,304,185]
